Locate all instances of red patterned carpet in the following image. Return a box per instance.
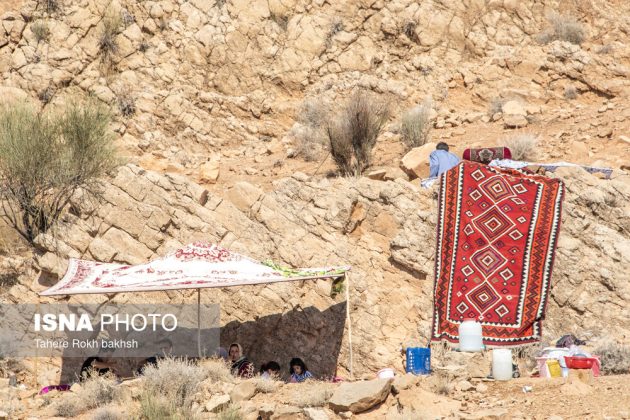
[432,162,565,346]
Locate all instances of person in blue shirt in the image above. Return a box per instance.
[429,142,460,177]
[289,358,313,383]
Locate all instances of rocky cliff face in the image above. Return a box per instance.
[3,163,623,382]
[0,0,629,384]
[1,0,629,187]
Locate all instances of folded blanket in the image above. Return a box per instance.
[463,147,512,164]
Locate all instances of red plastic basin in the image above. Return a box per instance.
[564,356,596,369]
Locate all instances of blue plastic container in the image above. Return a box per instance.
[406,347,431,375]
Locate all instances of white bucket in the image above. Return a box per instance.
[492,349,513,381]
[377,368,395,379]
[458,319,483,352]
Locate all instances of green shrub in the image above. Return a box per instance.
[0,100,119,243]
[326,90,389,176]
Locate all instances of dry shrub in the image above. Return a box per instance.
[138,392,178,419]
[564,85,578,100]
[79,372,121,409]
[432,372,452,396]
[488,97,506,116]
[503,133,538,161]
[38,87,54,104]
[252,376,281,393]
[56,372,119,416]
[116,92,136,117]
[270,12,289,30]
[595,343,630,375]
[326,90,390,176]
[400,100,432,150]
[200,357,233,383]
[39,0,59,14]
[403,21,419,43]
[218,404,242,420]
[292,382,334,408]
[31,21,50,43]
[538,13,586,45]
[142,358,206,410]
[0,357,24,378]
[99,10,123,61]
[292,99,328,162]
[55,397,81,417]
[92,406,124,420]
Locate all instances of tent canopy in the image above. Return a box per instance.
[40,242,350,296]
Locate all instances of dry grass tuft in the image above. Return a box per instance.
[91,406,124,420]
[503,133,538,161]
[116,92,136,117]
[292,98,329,162]
[31,21,50,43]
[99,10,123,61]
[433,372,452,396]
[564,85,578,100]
[400,100,432,150]
[326,90,390,176]
[488,97,506,116]
[595,343,630,375]
[538,13,586,45]
[270,12,289,31]
[38,0,59,14]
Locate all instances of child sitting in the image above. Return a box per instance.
[289,358,313,383]
[260,361,281,379]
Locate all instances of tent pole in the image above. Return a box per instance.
[197,288,201,358]
[345,273,354,380]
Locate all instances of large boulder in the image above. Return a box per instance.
[230,379,257,402]
[328,378,392,414]
[400,142,436,180]
[205,394,231,413]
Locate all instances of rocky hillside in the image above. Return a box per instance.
[3,162,625,384]
[1,0,629,190]
[1,0,630,385]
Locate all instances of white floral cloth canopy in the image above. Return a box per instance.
[40,243,349,296]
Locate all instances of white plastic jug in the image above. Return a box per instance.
[492,349,513,380]
[458,319,483,352]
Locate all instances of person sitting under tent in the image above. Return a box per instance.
[136,338,173,375]
[289,358,313,383]
[229,343,254,378]
[260,361,281,379]
[429,142,460,177]
[80,351,118,380]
